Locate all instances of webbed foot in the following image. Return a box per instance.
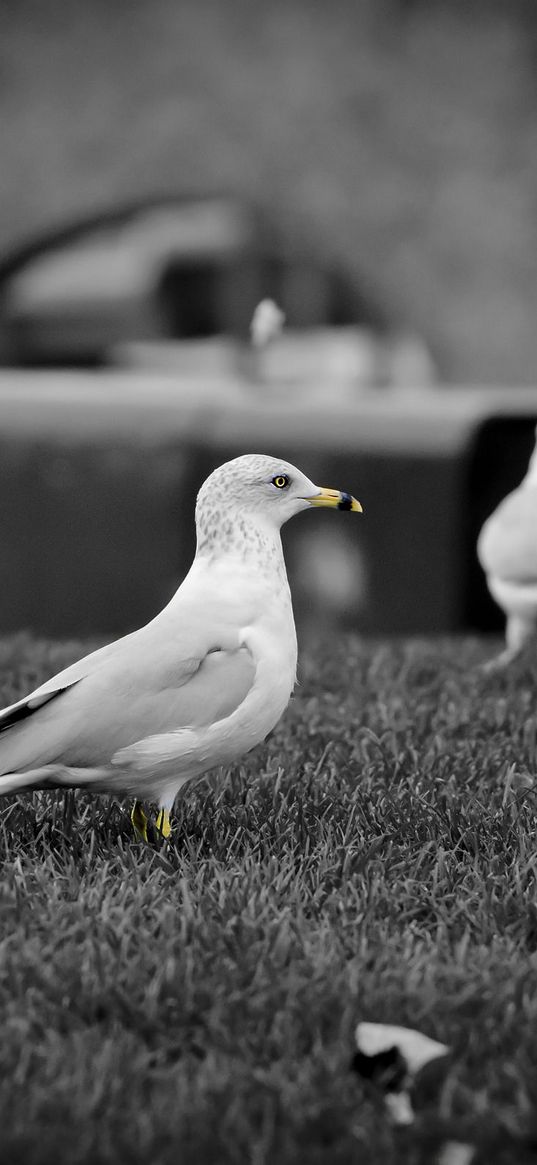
[131,799,149,842]
[155,807,172,839]
[131,801,172,842]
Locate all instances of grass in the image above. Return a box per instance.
[1,631,537,1163]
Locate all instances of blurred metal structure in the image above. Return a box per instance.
[0,195,373,368]
[0,197,261,365]
[0,373,534,638]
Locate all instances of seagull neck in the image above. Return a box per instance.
[523,443,537,486]
[195,513,285,568]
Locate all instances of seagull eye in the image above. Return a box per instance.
[272,474,290,490]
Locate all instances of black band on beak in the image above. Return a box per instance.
[337,492,354,511]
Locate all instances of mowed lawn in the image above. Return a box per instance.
[1,633,537,1164]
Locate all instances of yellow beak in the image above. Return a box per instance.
[306,487,363,513]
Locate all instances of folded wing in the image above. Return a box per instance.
[0,630,141,735]
[0,629,256,779]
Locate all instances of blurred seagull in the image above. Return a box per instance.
[0,454,361,840]
[250,299,285,348]
[478,427,537,669]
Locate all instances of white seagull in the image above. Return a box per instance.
[0,454,361,840]
[478,426,537,669]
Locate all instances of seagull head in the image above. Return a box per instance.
[195,454,362,554]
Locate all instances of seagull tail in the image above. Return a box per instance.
[0,769,54,795]
[0,765,109,797]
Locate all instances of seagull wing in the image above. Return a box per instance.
[478,485,537,582]
[0,631,140,734]
[0,620,256,779]
[111,645,257,776]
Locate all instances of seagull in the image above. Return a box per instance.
[0,454,362,840]
[249,299,285,348]
[477,426,537,669]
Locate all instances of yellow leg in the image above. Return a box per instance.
[155,807,172,839]
[131,800,149,843]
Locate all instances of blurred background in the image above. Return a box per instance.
[1,0,537,640]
